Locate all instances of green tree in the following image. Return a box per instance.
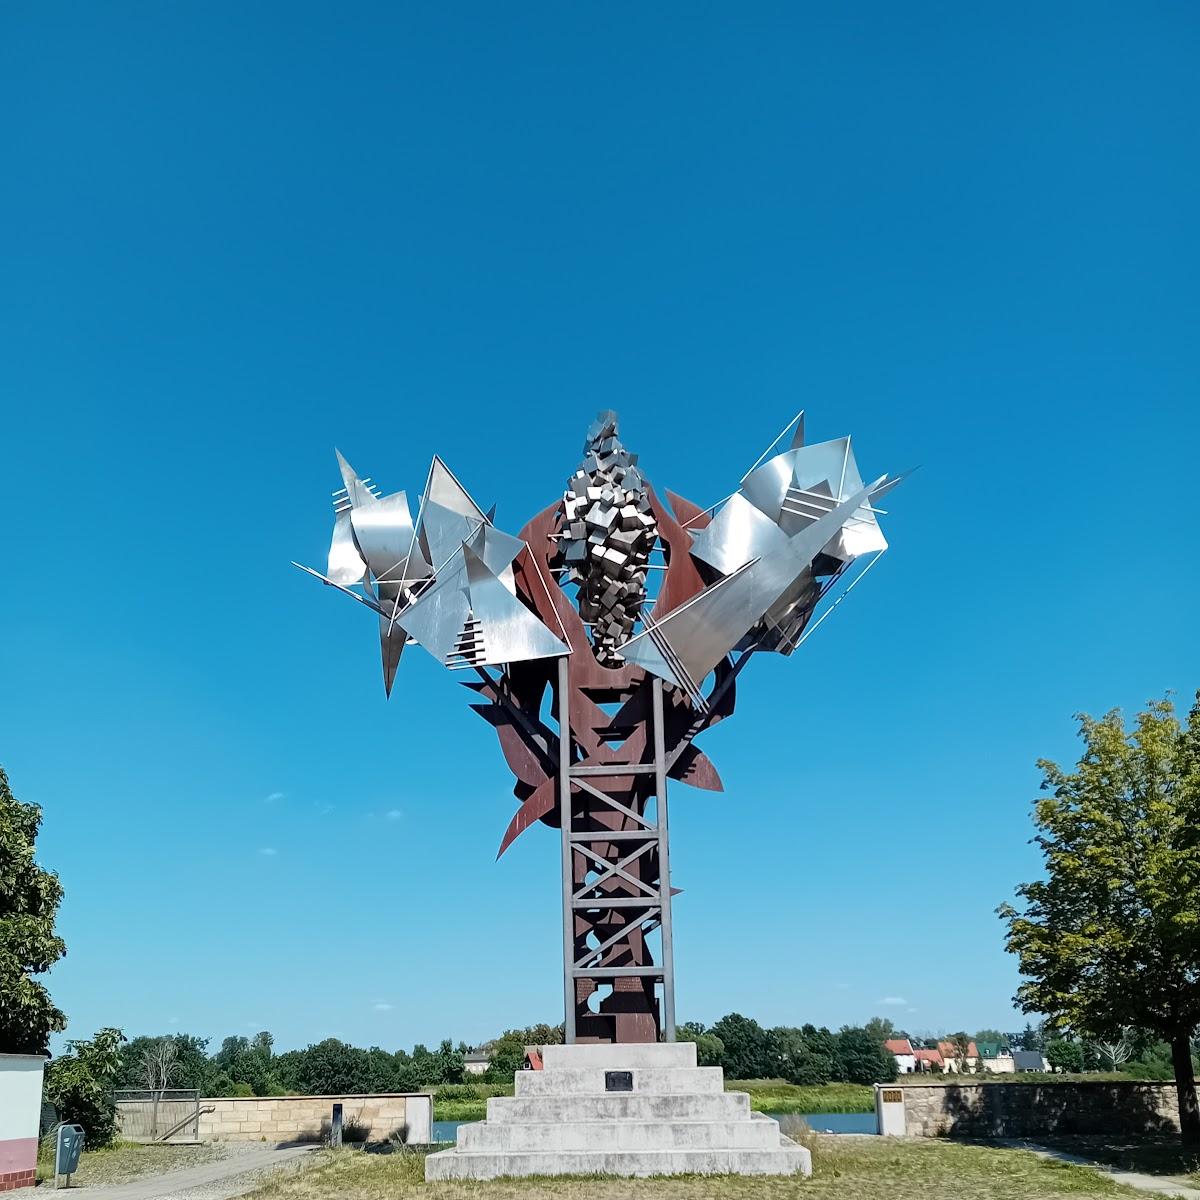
[1000,694,1200,1143]
[119,1034,216,1092]
[949,1032,972,1072]
[1045,1037,1083,1074]
[836,1026,897,1084]
[44,1028,125,1146]
[0,767,66,1054]
[213,1031,279,1095]
[677,1023,725,1068]
[485,1033,528,1080]
[863,1016,896,1044]
[772,1026,833,1086]
[275,1039,369,1094]
[1014,1023,1045,1052]
[709,1013,776,1079]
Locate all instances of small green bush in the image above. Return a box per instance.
[43,1028,125,1148]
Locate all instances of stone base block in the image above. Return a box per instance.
[425,1142,812,1180]
[425,1041,812,1181]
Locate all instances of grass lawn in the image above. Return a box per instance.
[728,1081,875,1114]
[36,1139,227,1185]
[240,1136,1144,1199]
[434,1081,874,1122]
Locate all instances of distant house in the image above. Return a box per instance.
[464,1049,492,1076]
[1012,1049,1049,1073]
[885,1039,917,1074]
[936,1040,979,1073]
[975,1041,1015,1074]
[913,1048,944,1072]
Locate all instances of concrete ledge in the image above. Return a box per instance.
[541,1042,697,1070]
[515,1066,724,1096]
[488,1092,750,1124]
[424,1143,812,1180]
[459,1116,784,1152]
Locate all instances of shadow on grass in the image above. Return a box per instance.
[1030,1135,1200,1182]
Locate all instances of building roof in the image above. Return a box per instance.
[885,1039,915,1056]
[464,1050,491,1062]
[976,1041,1009,1060]
[937,1040,979,1059]
[913,1048,944,1066]
[1012,1050,1046,1071]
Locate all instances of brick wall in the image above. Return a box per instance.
[0,1168,36,1193]
[118,1093,432,1146]
[895,1080,1184,1139]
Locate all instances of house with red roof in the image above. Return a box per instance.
[912,1047,944,1072]
[937,1040,979,1072]
[884,1038,917,1074]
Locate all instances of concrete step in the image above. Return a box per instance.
[425,1142,812,1180]
[458,1115,783,1152]
[541,1042,697,1071]
[514,1066,724,1096]
[487,1091,750,1124]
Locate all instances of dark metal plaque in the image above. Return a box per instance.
[605,1070,634,1092]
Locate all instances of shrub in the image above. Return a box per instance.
[43,1028,125,1147]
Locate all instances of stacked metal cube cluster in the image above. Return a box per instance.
[558,412,659,664]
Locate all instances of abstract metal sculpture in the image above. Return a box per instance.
[297,411,905,1043]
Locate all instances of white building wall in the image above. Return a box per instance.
[0,1056,45,1143]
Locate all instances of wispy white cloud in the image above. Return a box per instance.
[385,809,402,821]
[878,995,907,1006]
[168,1016,179,1025]
[373,1001,394,1012]
[265,792,285,803]
[835,982,850,991]
[258,847,278,857]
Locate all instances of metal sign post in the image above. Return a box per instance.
[55,1124,85,1188]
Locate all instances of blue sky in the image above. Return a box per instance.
[2,2,1197,1053]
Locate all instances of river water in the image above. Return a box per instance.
[432,1110,876,1142]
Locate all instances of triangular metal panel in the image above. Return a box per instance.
[465,523,526,589]
[622,483,876,692]
[421,501,484,573]
[462,544,569,665]
[789,411,806,449]
[350,491,431,584]
[327,509,368,585]
[334,450,378,508]
[426,455,487,522]
[394,553,471,665]
[688,492,790,576]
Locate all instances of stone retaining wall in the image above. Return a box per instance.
[118,1093,432,1145]
[894,1080,1184,1139]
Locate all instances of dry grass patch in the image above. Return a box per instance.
[36,1139,227,1186]
[241,1136,1143,1200]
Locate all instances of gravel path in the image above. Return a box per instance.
[1007,1142,1200,1199]
[63,1145,319,1200]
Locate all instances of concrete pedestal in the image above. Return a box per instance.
[425,1042,811,1180]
